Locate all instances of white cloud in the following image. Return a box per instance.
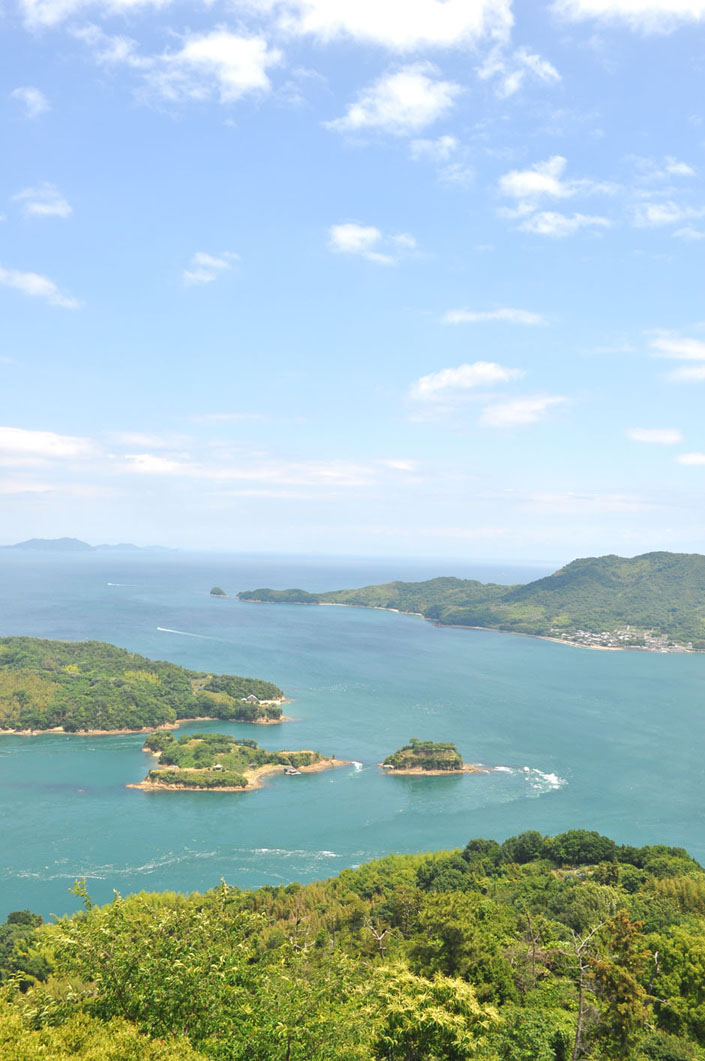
[409,134,473,184]
[443,307,546,325]
[498,155,612,204]
[649,333,705,360]
[664,157,695,177]
[328,222,416,264]
[673,226,705,241]
[626,427,683,444]
[409,361,524,401]
[519,210,610,237]
[410,134,458,162]
[19,0,173,28]
[326,63,460,136]
[552,0,705,34]
[523,491,656,513]
[0,426,96,459]
[479,395,566,427]
[677,453,705,466]
[71,25,147,67]
[479,45,560,99]
[251,0,513,51]
[123,453,191,474]
[0,265,80,309]
[182,250,239,286]
[668,365,705,382]
[10,86,49,118]
[147,30,282,105]
[632,201,705,227]
[12,183,72,219]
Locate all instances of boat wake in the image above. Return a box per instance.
[156,627,220,641]
[493,765,567,795]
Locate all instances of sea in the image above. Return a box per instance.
[0,551,703,921]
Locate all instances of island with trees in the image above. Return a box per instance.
[381,738,483,775]
[209,586,227,597]
[0,637,286,734]
[131,731,347,791]
[2,828,705,1059]
[238,550,705,652]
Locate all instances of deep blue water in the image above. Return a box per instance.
[0,551,703,920]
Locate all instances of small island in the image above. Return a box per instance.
[130,732,348,791]
[209,586,227,597]
[0,637,287,734]
[381,738,484,776]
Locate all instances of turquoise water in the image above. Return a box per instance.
[1,552,703,920]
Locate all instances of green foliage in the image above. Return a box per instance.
[0,637,284,731]
[239,550,705,644]
[143,732,324,789]
[383,739,464,772]
[3,832,705,1060]
[209,587,227,597]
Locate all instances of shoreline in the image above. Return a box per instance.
[0,713,293,738]
[128,756,350,793]
[380,763,487,776]
[239,598,691,654]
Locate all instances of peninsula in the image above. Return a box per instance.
[131,731,348,791]
[381,738,484,775]
[0,637,286,734]
[238,550,705,652]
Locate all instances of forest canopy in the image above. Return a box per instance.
[0,637,284,732]
[2,829,705,1059]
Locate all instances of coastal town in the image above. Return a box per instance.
[552,627,694,653]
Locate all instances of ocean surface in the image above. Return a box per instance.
[0,551,703,920]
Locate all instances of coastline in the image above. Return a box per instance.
[0,713,293,737]
[128,756,350,793]
[380,763,487,776]
[240,598,690,654]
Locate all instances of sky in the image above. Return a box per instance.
[2,0,705,561]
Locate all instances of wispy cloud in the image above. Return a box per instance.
[552,0,705,34]
[10,86,49,118]
[0,426,97,460]
[409,134,473,185]
[190,412,267,424]
[409,361,524,401]
[632,201,705,228]
[12,183,72,219]
[182,251,239,286]
[0,265,80,309]
[328,223,416,264]
[326,63,460,136]
[479,45,560,98]
[517,211,610,237]
[479,395,567,427]
[677,453,705,466]
[626,427,683,445]
[442,307,546,325]
[649,332,705,360]
[522,490,657,513]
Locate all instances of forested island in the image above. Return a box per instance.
[382,738,482,775]
[2,829,705,1059]
[0,637,285,733]
[239,550,705,651]
[132,731,346,791]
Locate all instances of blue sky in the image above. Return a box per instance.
[2,0,705,560]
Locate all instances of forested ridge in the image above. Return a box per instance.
[2,830,705,1059]
[238,551,705,647]
[0,637,284,732]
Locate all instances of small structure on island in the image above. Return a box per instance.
[242,694,261,704]
[213,763,224,771]
[284,766,301,776]
[381,739,483,775]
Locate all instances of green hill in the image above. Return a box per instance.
[239,551,705,649]
[0,637,285,732]
[2,830,705,1059]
